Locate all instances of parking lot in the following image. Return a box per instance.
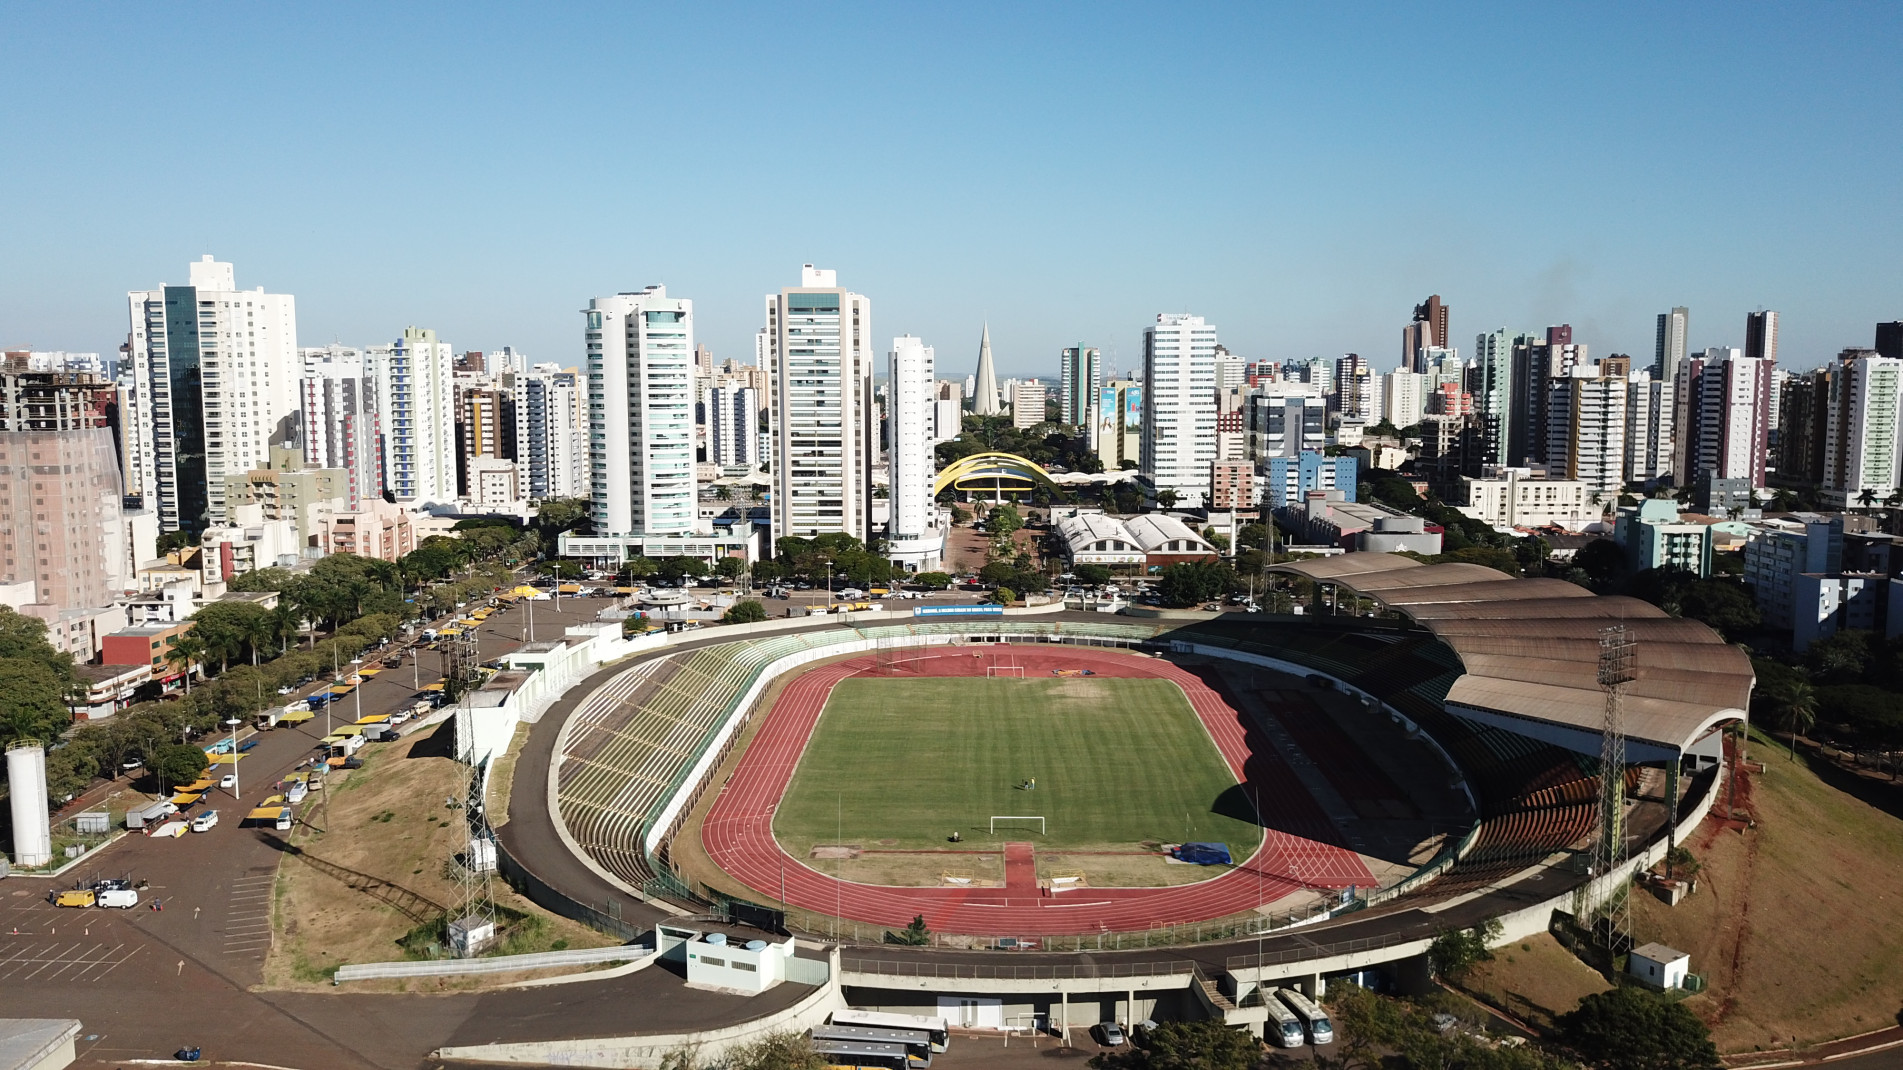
[1,589,616,1068]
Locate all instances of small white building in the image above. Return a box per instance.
[1458,468,1598,530]
[1628,942,1691,990]
[659,922,798,995]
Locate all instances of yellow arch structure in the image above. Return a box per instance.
[933,451,1060,497]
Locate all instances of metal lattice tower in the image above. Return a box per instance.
[449,750,499,958]
[1590,624,1637,949]
[445,626,481,702]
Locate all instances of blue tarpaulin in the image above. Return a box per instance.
[1172,842,1232,865]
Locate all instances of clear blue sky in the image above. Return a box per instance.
[3,3,1899,377]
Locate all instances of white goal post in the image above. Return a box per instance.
[986,666,1025,677]
[990,815,1045,835]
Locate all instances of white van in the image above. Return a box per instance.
[190,810,220,832]
[96,887,140,909]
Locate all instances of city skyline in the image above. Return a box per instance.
[4,5,1900,375]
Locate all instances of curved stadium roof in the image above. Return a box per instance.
[1269,553,1754,754]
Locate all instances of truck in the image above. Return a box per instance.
[125,800,178,829]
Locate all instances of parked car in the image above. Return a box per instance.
[219,773,238,789]
[52,889,96,908]
[1095,1022,1126,1047]
[97,886,140,908]
[190,810,220,833]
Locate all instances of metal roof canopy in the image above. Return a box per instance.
[1270,552,1752,752]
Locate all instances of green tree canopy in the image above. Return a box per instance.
[1156,560,1235,608]
[1072,564,1112,587]
[722,599,768,624]
[1559,986,1721,1070]
[1089,1019,1259,1070]
[913,571,952,589]
[152,742,210,789]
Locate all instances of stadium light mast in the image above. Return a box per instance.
[1588,623,1637,952]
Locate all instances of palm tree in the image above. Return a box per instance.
[164,630,207,695]
[1774,679,1818,760]
[1856,488,1878,510]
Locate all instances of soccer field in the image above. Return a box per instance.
[771,676,1263,859]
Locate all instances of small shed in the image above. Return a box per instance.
[1628,942,1691,990]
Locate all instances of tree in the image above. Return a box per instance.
[1156,560,1234,608]
[751,560,785,584]
[991,586,1015,606]
[993,503,1027,536]
[714,557,747,582]
[1427,917,1502,980]
[0,659,73,748]
[1154,488,1179,509]
[722,599,768,624]
[913,571,951,589]
[1770,677,1817,758]
[624,556,659,580]
[1678,579,1760,639]
[1089,1019,1259,1070]
[891,914,930,945]
[720,1032,827,1070]
[165,631,208,694]
[1073,564,1112,587]
[1572,538,1628,592]
[1559,986,1721,1070]
[151,742,209,789]
[657,556,711,583]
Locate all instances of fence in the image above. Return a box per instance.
[494,834,646,943]
[842,957,1196,981]
[335,943,651,983]
[1224,930,1424,972]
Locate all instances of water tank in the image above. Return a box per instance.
[705,932,728,946]
[6,741,52,867]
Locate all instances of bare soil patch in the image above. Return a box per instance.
[263,727,614,992]
[1457,932,1613,1032]
[1631,730,1903,1053]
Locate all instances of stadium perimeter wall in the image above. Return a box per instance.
[432,947,845,1068]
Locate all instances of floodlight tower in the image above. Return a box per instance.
[1589,623,1637,950]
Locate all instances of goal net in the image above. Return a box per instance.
[990,815,1045,835]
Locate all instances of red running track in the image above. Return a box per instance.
[699,646,1374,934]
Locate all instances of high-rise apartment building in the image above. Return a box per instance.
[709,385,760,468]
[125,256,298,532]
[368,327,458,503]
[886,336,942,570]
[1654,307,1690,384]
[1624,372,1675,486]
[1471,329,1519,469]
[585,286,696,539]
[1382,371,1428,429]
[1677,347,1775,488]
[971,324,1001,417]
[0,358,131,612]
[1745,309,1779,365]
[1775,366,1829,487]
[1508,327,1584,470]
[515,364,586,501]
[765,266,874,541]
[1403,295,1450,373]
[1876,322,1903,362]
[1140,314,1219,506]
[1333,353,1372,420]
[298,345,381,508]
[1091,379,1142,470]
[1546,367,1627,496]
[1010,380,1046,429]
[457,384,515,497]
[1246,388,1327,461]
[1822,351,1903,507]
[933,381,964,443]
[1058,345,1101,427]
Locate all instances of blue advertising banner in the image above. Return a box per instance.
[911,604,1005,618]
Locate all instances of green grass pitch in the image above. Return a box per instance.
[771,676,1264,856]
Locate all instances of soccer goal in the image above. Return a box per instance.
[986,664,1025,678]
[990,815,1046,835]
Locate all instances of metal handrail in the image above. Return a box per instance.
[842,957,1197,981]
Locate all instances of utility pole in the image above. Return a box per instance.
[1586,623,1637,953]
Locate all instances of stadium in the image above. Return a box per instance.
[490,551,1754,1047]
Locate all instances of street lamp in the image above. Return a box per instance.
[224,718,243,799]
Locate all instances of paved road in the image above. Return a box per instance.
[1,592,799,1069]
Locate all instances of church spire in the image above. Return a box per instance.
[972,322,1001,416]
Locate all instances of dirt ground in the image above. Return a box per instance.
[1631,731,1903,1054]
[262,725,613,992]
[1457,932,1613,1032]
